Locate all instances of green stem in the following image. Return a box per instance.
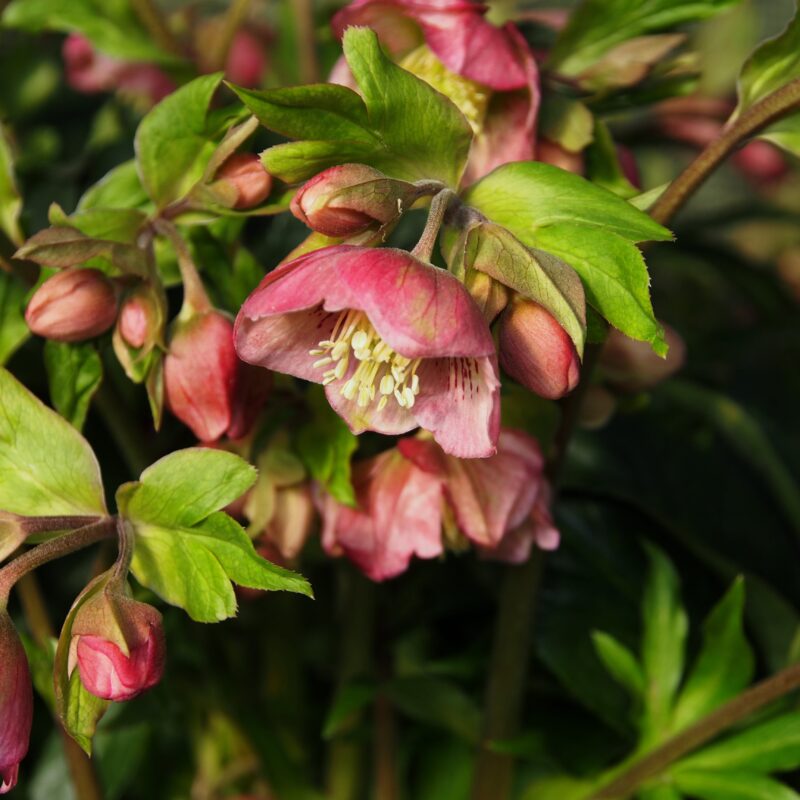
[208,0,252,72]
[131,0,183,57]
[153,219,212,315]
[650,77,800,226]
[292,0,320,83]
[589,661,800,799]
[411,189,456,263]
[0,519,117,607]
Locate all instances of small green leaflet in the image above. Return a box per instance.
[0,368,107,517]
[0,271,28,366]
[464,162,671,354]
[233,27,473,187]
[44,341,103,431]
[118,448,312,622]
[0,123,23,246]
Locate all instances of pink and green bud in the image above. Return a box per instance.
[498,298,580,399]
[215,154,273,209]
[599,324,685,392]
[25,268,119,342]
[164,310,238,442]
[0,612,33,794]
[290,165,414,238]
[70,581,165,702]
[235,245,500,458]
[118,295,152,349]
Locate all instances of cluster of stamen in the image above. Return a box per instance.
[310,310,421,412]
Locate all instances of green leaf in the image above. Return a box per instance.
[586,121,640,199]
[118,447,257,528]
[538,95,595,153]
[0,271,29,365]
[44,341,103,431]
[672,769,800,800]
[640,544,688,742]
[638,786,684,800]
[521,775,599,800]
[384,677,481,743]
[236,27,472,186]
[0,368,106,516]
[463,162,672,244]
[49,204,147,244]
[296,387,358,506]
[671,578,753,730]
[1,0,178,64]
[463,222,587,355]
[323,681,375,738]
[19,633,57,714]
[675,712,800,775]
[0,123,23,246]
[592,631,645,697]
[549,0,739,76]
[134,74,223,208]
[77,160,150,212]
[130,512,312,623]
[531,226,666,355]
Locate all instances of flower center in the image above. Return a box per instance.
[309,310,421,411]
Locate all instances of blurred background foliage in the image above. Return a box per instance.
[1,0,800,798]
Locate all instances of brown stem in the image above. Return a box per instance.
[131,0,184,57]
[650,77,800,226]
[0,519,117,606]
[208,0,252,72]
[15,574,104,800]
[112,517,135,581]
[11,514,103,537]
[589,662,800,799]
[373,689,399,800]
[292,0,320,83]
[411,189,456,262]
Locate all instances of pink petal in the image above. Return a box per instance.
[412,354,500,458]
[326,376,418,435]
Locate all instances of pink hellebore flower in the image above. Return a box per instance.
[0,612,33,795]
[235,245,500,458]
[319,447,445,581]
[331,0,540,182]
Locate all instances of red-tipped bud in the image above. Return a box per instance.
[290,164,413,237]
[215,154,272,209]
[498,298,580,399]
[0,612,33,794]
[70,583,165,702]
[600,324,685,392]
[25,268,118,342]
[164,311,238,442]
[226,30,267,88]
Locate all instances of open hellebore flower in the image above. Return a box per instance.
[235,245,500,458]
[25,267,119,342]
[319,447,444,581]
[0,612,33,794]
[331,0,539,183]
[498,297,580,399]
[69,580,165,702]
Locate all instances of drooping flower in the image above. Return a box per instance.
[330,0,540,183]
[319,447,445,581]
[235,245,500,458]
[0,611,33,794]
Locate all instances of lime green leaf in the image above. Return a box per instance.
[673,769,800,800]
[464,162,672,244]
[44,341,103,431]
[592,631,645,697]
[0,367,106,516]
[521,775,599,800]
[638,786,684,800]
[119,447,257,528]
[0,123,23,246]
[1,0,179,64]
[130,512,312,623]
[49,204,147,244]
[549,0,739,76]
[77,160,150,212]
[674,712,800,774]
[538,95,595,153]
[236,27,472,186]
[640,544,688,742]
[672,578,753,730]
[135,74,223,208]
[0,271,29,365]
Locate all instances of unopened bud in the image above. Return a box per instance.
[226,29,267,88]
[600,324,685,391]
[215,153,272,209]
[119,296,151,349]
[25,268,118,342]
[290,164,414,237]
[498,298,580,399]
[464,269,509,323]
[164,310,238,442]
[0,611,33,794]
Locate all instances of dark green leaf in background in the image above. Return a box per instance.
[44,340,103,431]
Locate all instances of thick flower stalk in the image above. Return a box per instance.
[235,245,500,458]
[0,611,33,795]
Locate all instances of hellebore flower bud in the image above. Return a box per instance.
[164,310,238,442]
[118,295,151,349]
[0,612,33,794]
[226,30,267,88]
[70,581,165,702]
[599,324,685,392]
[498,298,580,399]
[25,268,118,342]
[290,164,414,237]
[215,154,272,209]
